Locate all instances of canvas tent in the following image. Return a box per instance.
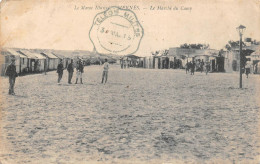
[53,53,70,68]
[6,49,28,74]
[1,49,28,75]
[40,52,59,70]
[19,50,46,72]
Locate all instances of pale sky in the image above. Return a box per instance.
[1,0,260,56]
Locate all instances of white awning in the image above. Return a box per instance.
[19,50,36,59]
[42,52,58,59]
[33,53,46,59]
[19,50,46,59]
[6,49,27,58]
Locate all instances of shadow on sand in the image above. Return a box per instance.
[11,94,28,98]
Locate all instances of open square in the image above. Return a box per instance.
[0,65,259,163]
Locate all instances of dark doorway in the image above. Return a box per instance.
[216,57,225,72]
[211,59,216,72]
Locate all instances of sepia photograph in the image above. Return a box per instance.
[0,0,260,163]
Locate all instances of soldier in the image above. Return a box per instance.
[67,59,74,84]
[101,59,109,84]
[57,59,64,84]
[75,59,84,84]
[5,58,18,95]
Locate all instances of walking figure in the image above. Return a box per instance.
[101,59,109,84]
[5,58,18,95]
[67,59,74,84]
[57,59,64,84]
[75,59,84,84]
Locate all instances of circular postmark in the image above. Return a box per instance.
[89,6,144,55]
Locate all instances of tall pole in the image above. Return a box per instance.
[239,33,243,88]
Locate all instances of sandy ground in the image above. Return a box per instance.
[0,65,259,164]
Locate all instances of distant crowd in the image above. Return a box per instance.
[185,60,210,75]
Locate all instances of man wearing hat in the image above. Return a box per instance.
[75,59,84,84]
[101,59,109,84]
[57,59,64,84]
[67,59,74,84]
[5,57,18,95]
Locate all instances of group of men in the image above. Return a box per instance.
[185,61,196,75]
[120,58,130,69]
[5,57,110,95]
[57,58,110,84]
[57,59,84,85]
[185,61,210,75]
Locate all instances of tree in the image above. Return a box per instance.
[203,44,210,49]
[151,51,160,56]
[180,43,189,49]
[162,49,169,56]
[225,40,246,51]
[225,44,231,51]
[180,43,210,49]
[219,49,224,57]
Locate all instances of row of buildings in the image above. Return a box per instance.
[121,49,225,72]
[223,43,260,73]
[0,48,119,76]
[121,39,260,74]
[152,48,223,72]
[0,49,62,76]
[2,38,260,75]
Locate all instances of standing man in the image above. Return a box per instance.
[245,62,250,78]
[200,60,204,73]
[185,61,190,74]
[67,59,74,84]
[101,59,109,84]
[254,63,258,74]
[123,60,126,69]
[5,58,18,95]
[205,62,210,75]
[44,59,47,75]
[75,59,84,84]
[190,61,195,75]
[57,59,64,84]
[120,58,123,69]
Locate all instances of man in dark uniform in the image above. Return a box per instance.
[57,59,64,84]
[5,58,18,95]
[67,59,74,84]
